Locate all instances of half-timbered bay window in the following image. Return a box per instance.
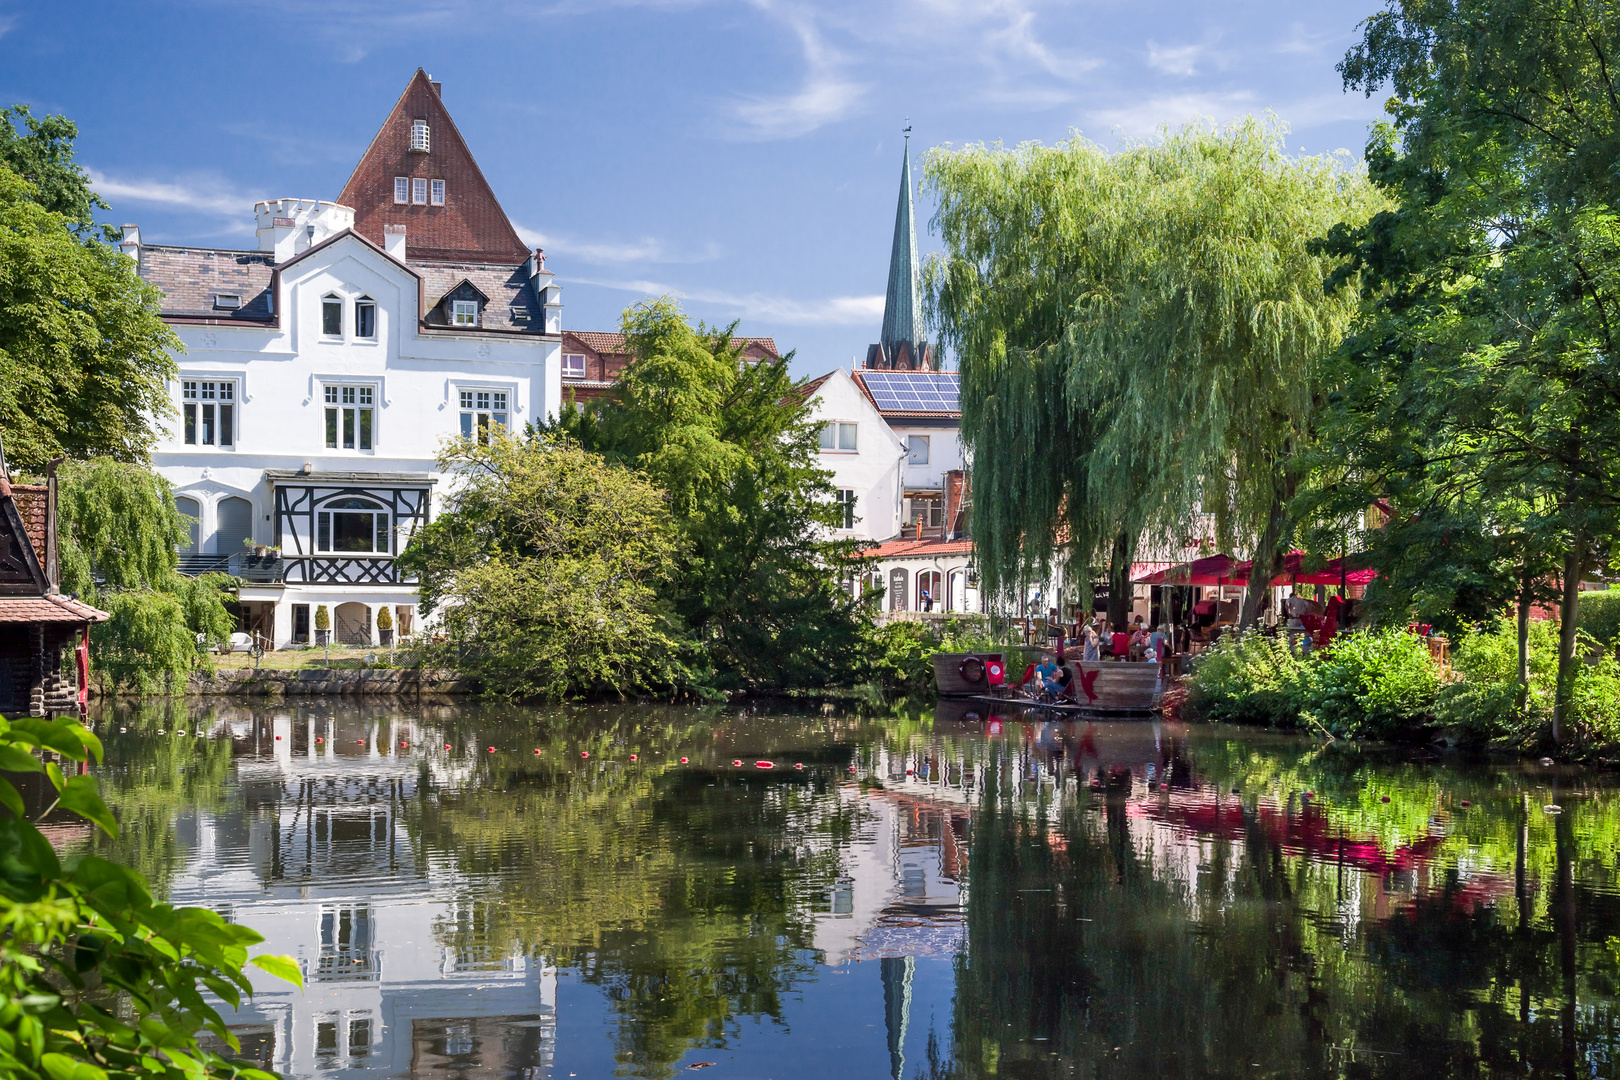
[325,385,374,451]
[317,498,390,554]
[459,390,507,443]
[182,379,235,447]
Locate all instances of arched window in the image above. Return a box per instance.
[917,570,941,612]
[354,296,377,339]
[317,498,390,554]
[322,293,343,337]
[174,497,200,557]
[216,496,253,555]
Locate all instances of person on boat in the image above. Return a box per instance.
[1110,625,1130,661]
[1052,656,1074,700]
[1129,624,1149,661]
[1034,654,1062,698]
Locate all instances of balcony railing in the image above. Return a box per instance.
[177,552,285,583]
[177,552,414,586]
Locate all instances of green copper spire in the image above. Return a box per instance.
[880,136,923,358]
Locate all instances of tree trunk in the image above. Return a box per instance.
[1240,466,1296,629]
[1516,563,1533,712]
[1106,530,1134,632]
[1553,536,1585,745]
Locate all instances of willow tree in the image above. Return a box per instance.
[927,119,1383,625]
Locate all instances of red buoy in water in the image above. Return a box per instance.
[847,765,857,773]
[1303,791,1314,800]
[357,740,365,745]
[444,744,452,750]
[630,754,638,761]
[1381,795,1391,803]
[400,741,409,749]
[755,760,774,770]
[732,759,743,767]
[1460,799,1471,807]
[794,763,805,771]
[316,737,324,744]
[487,746,496,753]
[680,756,690,764]
[533,749,542,755]
[275,735,282,741]
[581,751,590,759]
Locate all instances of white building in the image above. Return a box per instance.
[804,143,981,614]
[128,70,561,648]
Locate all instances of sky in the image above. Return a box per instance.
[0,0,1389,378]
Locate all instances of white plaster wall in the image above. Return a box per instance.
[890,422,963,492]
[804,370,906,542]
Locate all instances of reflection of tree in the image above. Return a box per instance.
[922,739,1620,1078]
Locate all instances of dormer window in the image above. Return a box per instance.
[322,294,343,337]
[213,293,241,310]
[452,300,479,327]
[355,296,377,339]
[410,120,430,153]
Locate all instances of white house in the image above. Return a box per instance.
[801,369,906,543]
[129,70,561,648]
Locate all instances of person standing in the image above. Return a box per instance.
[1150,624,1171,678]
[1082,625,1100,662]
[920,587,933,612]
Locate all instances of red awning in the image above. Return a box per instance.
[1230,551,1378,587]
[1133,554,1241,586]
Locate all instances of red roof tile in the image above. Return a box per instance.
[857,537,974,559]
[0,596,108,624]
[10,484,46,565]
[562,330,780,360]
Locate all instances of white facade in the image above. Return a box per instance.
[135,203,561,649]
[807,370,907,543]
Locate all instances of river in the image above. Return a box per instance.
[76,698,1620,1080]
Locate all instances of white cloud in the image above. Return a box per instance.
[574,275,884,325]
[1087,91,1261,139]
[725,1,868,139]
[513,223,720,265]
[1147,40,1204,77]
[0,14,18,39]
[87,169,257,221]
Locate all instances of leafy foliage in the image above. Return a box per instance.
[0,712,299,1080]
[400,431,693,700]
[0,105,111,239]
[53,459,233,693]
[1440,619,1620,753]
[924,119,1383,618]
[0,163,178,473]
[1186,631,1305,727]
[1578,588,1620,651]
[549,298,871,690]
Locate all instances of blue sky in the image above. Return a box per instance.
[1,0,1388,377]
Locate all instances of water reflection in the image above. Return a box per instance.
[84,700,1620,1079]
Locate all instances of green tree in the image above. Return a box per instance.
[551,298,871,689]
[55,458,234,693]
[925,120,1383,625]
[1317,0,1620,739]
[0,712,299,1080]
[0,105,111,238]
[0,162,178,473]
[400,431,691,700]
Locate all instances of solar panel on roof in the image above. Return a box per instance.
[860,371,960,413]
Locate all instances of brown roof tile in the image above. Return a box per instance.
[0,596,108,624]
[10,484,46,565]
[562,330,780,360]
[138,246,277,321]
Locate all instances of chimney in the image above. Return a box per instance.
[118,224,140,261]
[430,77,442,96]
[384,224,407,261]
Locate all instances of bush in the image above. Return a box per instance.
[1291,627,1441,738]
[314,604,329,631]
[376,604,392,631]
[1439,618,1620,751]
[1579,588,1620,651]
[1186,631,1303,726]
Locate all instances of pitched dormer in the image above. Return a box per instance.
[426,279,491,328]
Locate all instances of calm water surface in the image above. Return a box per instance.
[78,699,1620,1080]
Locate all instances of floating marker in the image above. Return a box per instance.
[444,743,452,750]
[755,761,774,770]
[534,749,542,755]
[1380,795,1390,803]
[581,751,590,759]
[157,729,165,735]
[1459,799,1471,807]
[1545,804,1563,814]
[732,759,743,767]
[906,768,914,775]
[119,726,126,733]
[1541,757,1555,766]
[679,756,690,764]
[847,765,857,773]
[357,740,365,745]
[1303,791,1314,800]
[487,746,496,753]
[275,735,281,741]
[316,737,323,744]
[794,763,804,771]
[630,754,638,761]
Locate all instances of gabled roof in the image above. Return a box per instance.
[857,537,974,559]
[338,69,528,264]
[793,372,833,402]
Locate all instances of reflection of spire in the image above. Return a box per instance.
[881,955,915,1080]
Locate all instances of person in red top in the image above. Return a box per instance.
[1110,625,1130,661]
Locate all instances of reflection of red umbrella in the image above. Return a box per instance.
[1134,553,1241,586]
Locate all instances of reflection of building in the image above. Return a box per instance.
[172,711,556,1079]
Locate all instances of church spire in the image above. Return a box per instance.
[866,129,934,370]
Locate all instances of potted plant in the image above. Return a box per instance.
[314,604,330,646]
[377,604,393,647]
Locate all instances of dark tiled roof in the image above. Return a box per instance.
[562,330,780,359]
[10,484,46,565]
[0,596,108,624]
[415,261,547,334]
[138,246,276,321]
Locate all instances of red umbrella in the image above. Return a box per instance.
[1231,551,1379,586]
[1134,553,1241,586]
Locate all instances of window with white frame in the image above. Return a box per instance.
[412,178,428,205]
[835,489,857,530]
[325,385,375,451]
[561,353,586,379]
[393,177,408,204]
[452,300,478,327]
[430,179,445,206]
[321,294,343,337]
[909,497,943,529]
[410,120,430,153]
[459,390,508,443]
[181,380,236,448]
[907,434,930,465]
[354,296,377,339]
[818,422,858,451]
[317,498,390,554]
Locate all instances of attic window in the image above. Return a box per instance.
[410,120,430,153]
[214,293,242,310]
[452,300,479,327]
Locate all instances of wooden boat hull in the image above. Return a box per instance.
[962,661,1163,715]
[933,652,1006,697]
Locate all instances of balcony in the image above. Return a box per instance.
[177,552,286,583]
